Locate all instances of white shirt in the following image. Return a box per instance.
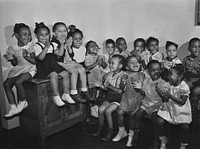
[72,46,86,63]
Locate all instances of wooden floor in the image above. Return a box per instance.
[0,117,200,149]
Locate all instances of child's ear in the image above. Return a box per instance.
[126,65,129,70]
[34,34,38,39]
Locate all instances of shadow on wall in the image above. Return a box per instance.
[2,25,15,68]
[178,42,190,62]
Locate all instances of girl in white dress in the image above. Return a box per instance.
[3,23,36,118]
[156,64,192,149]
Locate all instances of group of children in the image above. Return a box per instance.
[3,22,200,149]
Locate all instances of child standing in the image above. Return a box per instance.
[130,60,166,148]
[182,37,200,129]
[112,55,145,147]
[3,23,36,117]
[162,41,181,81]
[146,36,164,63]
[157,64,192,149]
[33,22,69,107]
[116,37,130,58]
[92,55,127,141]
[85,40,107,101]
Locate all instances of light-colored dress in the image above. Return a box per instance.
[141,77,166,114]
[85,54,103,88]
[157,81,192,124]
[150,51,164,62]
[120,71,145,113]
[163,57,182,69]
[6,42,36,78]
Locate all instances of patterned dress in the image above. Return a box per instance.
[104,71,126,104]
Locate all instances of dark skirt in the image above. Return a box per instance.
[105,91,123,103]
[34,53,65,79]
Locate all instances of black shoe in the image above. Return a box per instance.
[92,125,103,137]
[81,91,94,102]
[101,129,113,142]
[71,94,86,103]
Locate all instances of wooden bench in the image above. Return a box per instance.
[20,78,86,149]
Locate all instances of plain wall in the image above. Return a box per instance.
[0,0,200,128]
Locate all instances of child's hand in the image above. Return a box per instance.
[163,61,172,69]
[44,40,50,49]
[65,37,73,49]
[133,81,142,89]
[3,53,14,61]
[22,49,28,58]
[58,37,66,45]
[155,83,169,102]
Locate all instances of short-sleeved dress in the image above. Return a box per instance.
[141,77,166,114]
[104,71,126,104]
[157,81,192,124]
[85,54,103,88]
[120,71,145,113]
[34,42,65,79]
[6,42,36,78]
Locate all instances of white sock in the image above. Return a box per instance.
[62,93,75,104]
[119,126,125,131]
[81,88,87,92]
[71,90,78,95]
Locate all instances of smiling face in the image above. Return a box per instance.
[166,44,178,60]
[148,40,159,55]
[16,27,31,47]
[189,40,200,58]
[54,24,68,40]
[127,57,140,72]
[36,28,50,45]
[87,41,99,55]
[72,33,83,48]
[148,62,161,81]
[106,43,115,55]
[110,57,121,72]
[116,39,127,53]
[134,41,145,54]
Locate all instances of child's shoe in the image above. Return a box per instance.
[80,91,94,102]
[62,93,75,104]
[4,104,19,118]
[126,130,134,147]
[92,125,103,137]
[71,94,86,103]
[53,95,65,106]
[112,128,127,142]
[179,143,188,149]
[17,100,28,113]
[160,136,168,149]
[102,128,113,142]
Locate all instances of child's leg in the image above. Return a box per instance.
[76,66,87,90]
[68,68,86,103]
[112,108,128,142]
[179,123,190,146]
[190,85,200,129]
[3,77,18,104]
[59,71,75,104]
[14,73,32,101]
[92,100,110,137]
[48,72,65,106]
[102,103,118,141]
[151,112,165,149]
